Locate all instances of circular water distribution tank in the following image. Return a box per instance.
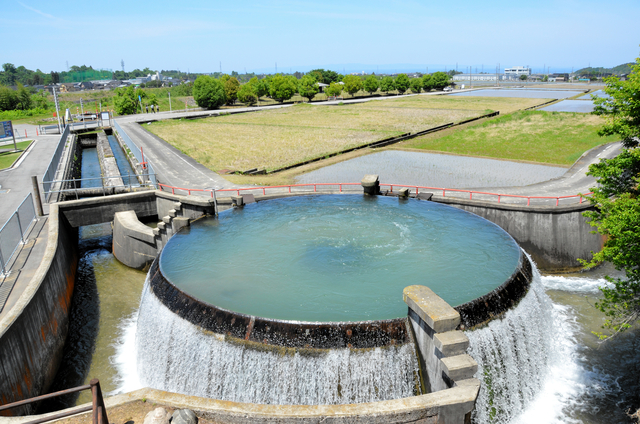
[159,194,521,323]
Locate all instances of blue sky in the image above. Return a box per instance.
[2,0,639,74]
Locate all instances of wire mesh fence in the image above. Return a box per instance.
[113,120,157,186]
[0,193,37,275]
[42,125,70,198]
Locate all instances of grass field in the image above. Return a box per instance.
[402,110,617,165]
[0,140,33,169]
[147,95,545,172]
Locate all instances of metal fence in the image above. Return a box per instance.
[112,120,157,186]
[0,193,37,275]
[44,174,157,199]
[42,125,70,198]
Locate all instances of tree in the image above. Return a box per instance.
[193,75,226,109]
[255,78,269,99]
[380,76,395,94]
[422,74,434,91]
[2,63,17,86]
[268,74,297,103]
[395,74,410,94]
[581,55,640,339]
[114,86,139,115]
[325,82,343,98]
[237,80,258,106]
[520,74,528,81]
[343,75,363,96]
[431,72,452,90]
[219,75,240,105]
[298,74,319,102]
[363,75,379,95]
[410,78,422,94]
[0,86,18,111]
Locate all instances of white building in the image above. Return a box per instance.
[504,66,531,77]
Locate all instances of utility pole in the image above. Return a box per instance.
[275,62,277,73]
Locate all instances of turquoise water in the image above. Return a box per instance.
[160,195,521,322]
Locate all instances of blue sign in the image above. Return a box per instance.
[1,120,13,138]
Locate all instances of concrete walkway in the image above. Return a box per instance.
[441,142,622,205]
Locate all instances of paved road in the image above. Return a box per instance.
[0,124,59,224]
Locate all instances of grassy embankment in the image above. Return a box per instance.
[402,110,617,166]
[146,95,546,185]
[0,140,33,169]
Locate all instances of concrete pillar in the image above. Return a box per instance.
[403,285,478,393]
[361,174,380,195]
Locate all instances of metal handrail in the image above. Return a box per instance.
[380,184,593,206]
[0,379,109,424]
[42,174,158,200]
[158,182,361,197]
[157,182,591,206]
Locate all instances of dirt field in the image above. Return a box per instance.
[146,95,547,173]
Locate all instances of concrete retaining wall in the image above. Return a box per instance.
[431,197,603,272]
[0,206,78,416]
[6,385,480,424]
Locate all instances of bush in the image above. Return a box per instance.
[193,76,226,109]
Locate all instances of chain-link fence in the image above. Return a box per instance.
[0,194,37,275]
[42,125,70,199]
[113,120,157,186]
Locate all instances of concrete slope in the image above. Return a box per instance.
[460,142,621,202]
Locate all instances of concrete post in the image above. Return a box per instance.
[31,176,44,216]
[403,285,478,393]
[361,174,380,195]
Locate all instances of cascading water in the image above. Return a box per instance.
[135,282,421,405]
[467,263,582,424]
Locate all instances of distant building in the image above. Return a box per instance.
[452,73,502,82]
[504,66,531,77]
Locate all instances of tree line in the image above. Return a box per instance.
[191,71,452,110]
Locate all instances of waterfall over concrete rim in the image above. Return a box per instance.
[466,261,579,424]
[134,280,421,405]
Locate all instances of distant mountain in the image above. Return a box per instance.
[575,62,634,76]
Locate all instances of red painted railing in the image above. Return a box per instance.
[157,183,591,206]
[380,184,592,206]
[158,182,360,197]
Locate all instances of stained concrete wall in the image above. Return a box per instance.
[433,197,604,271]
[7,385,480,424]
[113,211,157,270]
[0,206,78,416]
[404,286,479,397]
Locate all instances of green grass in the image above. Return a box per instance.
[0,140,33,169]
[404,110,618,165]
